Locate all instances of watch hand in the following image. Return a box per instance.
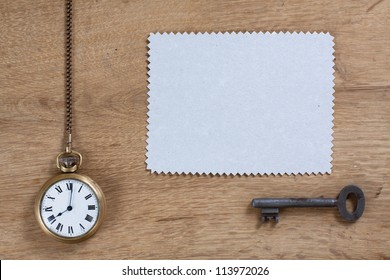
[55,201,74,218]
[55,209,68,217]
[68,184,74,207]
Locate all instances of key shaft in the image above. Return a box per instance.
[252,198,337,208]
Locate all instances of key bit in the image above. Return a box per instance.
[252,185,365,223]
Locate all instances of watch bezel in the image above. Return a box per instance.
[35,173,106,243]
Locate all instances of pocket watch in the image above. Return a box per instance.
[35,151,106,243]
[35,0,106,243]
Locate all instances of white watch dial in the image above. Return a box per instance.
[40,179,99,238]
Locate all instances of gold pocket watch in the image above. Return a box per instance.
[35,150,106,243]
[35,0,105,243]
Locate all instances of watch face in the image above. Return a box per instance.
[36,174,105,242]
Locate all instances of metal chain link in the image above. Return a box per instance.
[65,0,73,152]
[56,0,83,172]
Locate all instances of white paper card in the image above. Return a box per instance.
[146,32,335,175]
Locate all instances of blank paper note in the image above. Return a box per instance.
[146,32,335,175]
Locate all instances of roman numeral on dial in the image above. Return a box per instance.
[47,215,55,223]
[56,223,63,232]
[85,194,92,200]
[45,206,53,212]
[66,182,73,191]
[80,223,85,231]
[88,205,96,210]
[55,186,62,194]
[68,226,73,235]
[85,214,93,222]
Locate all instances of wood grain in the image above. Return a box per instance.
[0,0,389,259]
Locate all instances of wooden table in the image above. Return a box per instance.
[1,0,389,259]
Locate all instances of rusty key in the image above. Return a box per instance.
[252,185,365,223]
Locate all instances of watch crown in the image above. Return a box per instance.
[56,151,82,173]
